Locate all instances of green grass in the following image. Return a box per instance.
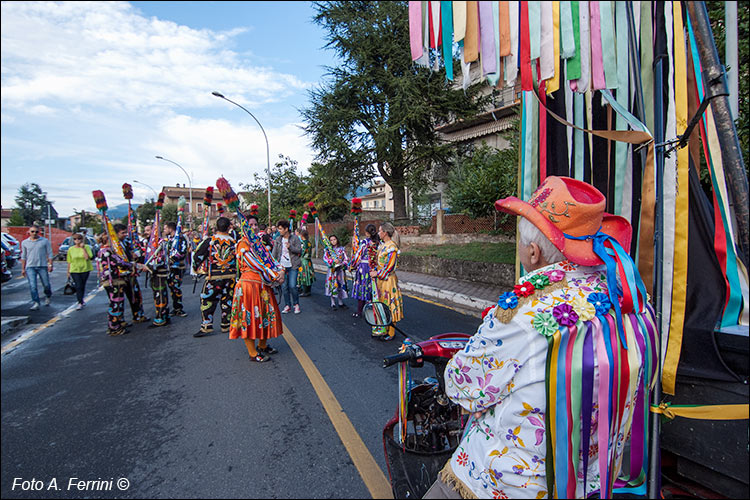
[401,242,516,264]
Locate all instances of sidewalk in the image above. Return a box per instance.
[312,259,506,316]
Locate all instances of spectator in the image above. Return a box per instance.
[66,233,93,310]
[272,219,302,314]
[20,225,54,311]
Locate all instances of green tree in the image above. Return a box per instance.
[8,209,25,226]
[136,199,156,228]
[302,1,488,220]
[14,182,49,225]
[161,204,179,226]
[300,161,352,221]
[240,155,308,224]
[446,128,519,220]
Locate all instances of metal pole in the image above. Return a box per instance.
[725,1,739,120]
[155,156,193,229]
[133,180,158,200]
[211,92,272,226]
[686,2,749,265]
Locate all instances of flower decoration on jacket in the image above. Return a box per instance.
[92,190,108,212]
[529,273,550,289]
[533,312,558,337]
[156,192,165,210]
[571,296,596,322]
[122,183,133,200]
[216,202,224,215]
[203,186,214,206]
[497,291,519,310]
[552,303,579,327]
[514,281,535,298]
[587,292,612,316]
[249,204,259,217]
[545,269,565,282]
[177,195,187,213]
[481,306,494,320]
[308,201,318,219]
[289,209,297,220]
[351,198,362,215]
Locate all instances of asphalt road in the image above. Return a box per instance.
[1,271,479,499]
[1,266,82,326]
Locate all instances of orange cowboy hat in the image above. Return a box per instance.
[495,176,632,267]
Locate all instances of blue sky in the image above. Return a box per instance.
[1,1,338,216]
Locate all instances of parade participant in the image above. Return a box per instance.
[369,222,402,340]
[65,233,93,310]
[164,198,188,318]
[272,219,302,314]
[192,216,236,337]
[349,224,379,318]
[143,192,171,328]
[96,232,133,336]
[429,177,656,500]
[297,228,315,297]
[324,234,349,310]
[216,177,285,363]
[113,223,149,324]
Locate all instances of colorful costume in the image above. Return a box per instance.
[323,245,349,301]
[97,247,133,336]
[349,237,376,302]
[193,233,236,334]
[166,233,187,315]
[229,238,283,341]
[120,236,148,322]
[297,238,315,291]
[374,240,403,325]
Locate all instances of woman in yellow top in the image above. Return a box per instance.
[66,233,94,310]
[369,222,403,341]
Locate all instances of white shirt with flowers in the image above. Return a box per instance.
[443,260,638,499]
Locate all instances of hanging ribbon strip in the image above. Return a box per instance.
[651,403,749,421]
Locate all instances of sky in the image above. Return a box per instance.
[1,1,339,216]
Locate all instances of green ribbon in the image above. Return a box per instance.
[614,1,630,214]
[566,1,581,80]
[599,0,618,89]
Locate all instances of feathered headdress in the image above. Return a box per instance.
[178,196,187,212]
[122,183,133,200]
[203,186,214,206]
[250,204,259,217]
[308,201,318,219]
[156,192,165,210]
[217,202,224,215]
[289,209,297,220]
[215,177,240,211]
[93,190,108,212]
[351,198,362,215]
[302,211,309,223]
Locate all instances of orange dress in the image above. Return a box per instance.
[228,239,283,340]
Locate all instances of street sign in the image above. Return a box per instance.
[45,219,55,225]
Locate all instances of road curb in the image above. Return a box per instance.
[312,263,493,314]
[1,316,30,336]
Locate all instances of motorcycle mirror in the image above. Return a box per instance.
[363,301,392,327]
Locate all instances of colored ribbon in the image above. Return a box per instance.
[441,0,453,80]
[651,403,750,421]
[409,1,423,61]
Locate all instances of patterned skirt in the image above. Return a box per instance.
[351,261,374,301]
[298,257,316,286]
[324,267,348,299]
[376,274,403,323]
[229,270,283,340]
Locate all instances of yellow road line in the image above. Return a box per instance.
[281,323,393,499]
[2,287,102,355]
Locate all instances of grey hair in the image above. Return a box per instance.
[518,217,565,264]
[380,222,400,248]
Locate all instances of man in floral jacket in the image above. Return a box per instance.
[427,177,658,499]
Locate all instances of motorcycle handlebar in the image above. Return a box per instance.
[383,346,421,368]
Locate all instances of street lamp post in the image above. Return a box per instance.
[155,156,193,229]
[212,91,272,226]
[133,179,158,200]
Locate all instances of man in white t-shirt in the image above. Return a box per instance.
[271,220,302,314]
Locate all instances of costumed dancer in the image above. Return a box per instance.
[312,203,348,310]
[192,214,236,337]
[369,222,403,341]
[144,192,171,327]
[119,183,149,323]
[216,177,284,363]
[348,199,379,318]
[92,190,135,337]
[164,196,188,317]
[297,211,315,297]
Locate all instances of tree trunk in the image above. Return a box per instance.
[391,184,407,220]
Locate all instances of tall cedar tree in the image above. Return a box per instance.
[302,1,488,219]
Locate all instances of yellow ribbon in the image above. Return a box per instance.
[650,402,749,421]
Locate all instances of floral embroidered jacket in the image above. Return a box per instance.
[236,238,282,285]
[443,261,658,499]
[192,233,237,279]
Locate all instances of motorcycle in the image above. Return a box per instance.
[363,301,472,499]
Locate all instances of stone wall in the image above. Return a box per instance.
[400,233,514,248]
[398,253,515,288]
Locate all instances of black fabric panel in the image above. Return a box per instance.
[545,73,570,178]
[675,162,736,382]
[591,92,610,196]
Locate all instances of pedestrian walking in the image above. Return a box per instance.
[20,225,54,310]
[369,223,403,341]
[192,216,236,337]
[66,233,93,310]
[297,228,315,296]
[272,219,302,314]
[324,234,348,310]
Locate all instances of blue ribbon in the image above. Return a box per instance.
[563,228,644,349]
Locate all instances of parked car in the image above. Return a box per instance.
[1,233,21,268]
[1,240,13,282]
[58,235,99,261]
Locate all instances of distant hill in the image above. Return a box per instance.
[106,203,140,220]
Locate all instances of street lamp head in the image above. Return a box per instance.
[212,91,225,99]
[155,155,163,160]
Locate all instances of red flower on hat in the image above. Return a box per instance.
[529,188,552,208]
[514,281,535,298]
